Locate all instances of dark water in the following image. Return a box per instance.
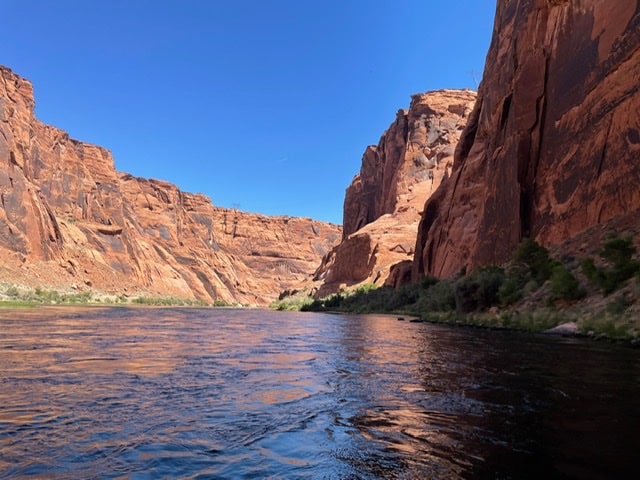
[1,307,639,479]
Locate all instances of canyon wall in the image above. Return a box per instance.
[314,90,475,296]
[414,0,640,279]
[0,66,340,304]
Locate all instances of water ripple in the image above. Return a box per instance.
[0,307,639,478]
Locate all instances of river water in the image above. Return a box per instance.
[0,307,638,479]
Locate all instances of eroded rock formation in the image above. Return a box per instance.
[0,65,341,304]
[414,0,640,280]
[314,90,476,296]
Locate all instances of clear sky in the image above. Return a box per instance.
[1,0,495,225]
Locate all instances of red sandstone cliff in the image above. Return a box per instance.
[119,174,340,304]
[0,66,340,304]
[414,0,640,280]
[314,90,475,296]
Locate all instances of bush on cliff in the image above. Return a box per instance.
[498,262,530,305]
[581,234,640,294]
[549,264,585,301]
[513,238,554,284]
[498,238,556,305]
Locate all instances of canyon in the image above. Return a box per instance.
[2,0,639,307]
[0,65,341,305]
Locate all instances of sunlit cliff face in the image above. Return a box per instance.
[0,66,341,306]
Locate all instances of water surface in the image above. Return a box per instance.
[1,307,638,479]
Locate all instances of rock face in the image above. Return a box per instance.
[314,90,476,296]
[414,0,640,280]
[119,175,341,304]
[0,66,341,304]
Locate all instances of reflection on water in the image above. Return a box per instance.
[0,307,639,479]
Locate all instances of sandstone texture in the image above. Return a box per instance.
[414,0,640,280]
[314,90,475,296]
[0,66,341,305]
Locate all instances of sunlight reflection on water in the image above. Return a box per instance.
[0,307,639,479]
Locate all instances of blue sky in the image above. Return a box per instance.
[1,0,495,225]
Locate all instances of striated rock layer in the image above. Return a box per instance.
[314,90,475,296]
[414,0,640,280]
[0,66,341,305]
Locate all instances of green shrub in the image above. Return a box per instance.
[5,285,20,298]
[133,296,209,306]
[454,266,505,313]
[34,288,61,302]
[300,300,322,312]
[421,276,439,289]
[581,234,640,294]
[513,238,554,284]
[415,280,455,312]
[606,294,632,315]
[498,262,529,305]
[384,283,421,311]
[601,235,636,265]
[581,257,603,285]
[301,279,451,315]
[270,294,314,311]
[356,283,378,294]
[579,313,636,340]
[321,293,344,309]
[549,264,584,301]
[60,291,93,304]
[498,238,554,305]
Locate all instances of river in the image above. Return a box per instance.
[0,307,638,479]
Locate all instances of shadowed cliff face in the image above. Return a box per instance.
[414,0,640,280]
[0,66,341,304]
[314,90,476,296]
